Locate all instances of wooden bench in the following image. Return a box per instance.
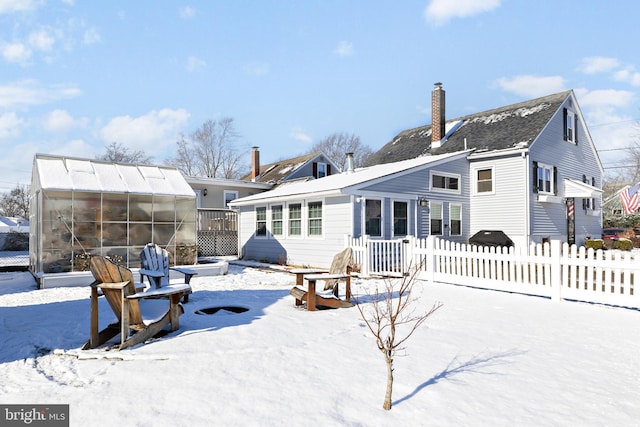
[290,273,353,311]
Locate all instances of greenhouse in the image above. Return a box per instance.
[29,154,197,275]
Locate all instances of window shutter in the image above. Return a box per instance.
[562,108,568,141]
[582,175,588,210]
[327,164,332,175]
[574,115,579,144]
[553,167,558,195]
[532,161,538,193]
[591,177,596,209]
[312,162,317,178]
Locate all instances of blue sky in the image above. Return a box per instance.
[1,0,639,191]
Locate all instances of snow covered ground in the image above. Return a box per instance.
[1,264,639,426]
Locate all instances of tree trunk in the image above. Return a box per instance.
[383,354,393,410]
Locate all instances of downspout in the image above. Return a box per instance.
[523,151,531,254]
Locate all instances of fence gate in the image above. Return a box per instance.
[347,236,410,277]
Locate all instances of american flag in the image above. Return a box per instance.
[619,183,640,215]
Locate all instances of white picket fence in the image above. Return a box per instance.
[345,235,640,309]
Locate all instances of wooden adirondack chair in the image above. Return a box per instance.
[139,243,196,303]
[289,248,355,310]
[82,256,190,350]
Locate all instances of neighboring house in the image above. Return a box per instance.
[229,151,472,268]
[230,84,603,268]
[368,83,603,247]
[240,147,340,184]
[0,217,29,233]
[185,175,272,257]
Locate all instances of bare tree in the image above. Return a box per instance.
[166,118,244,179]
[311,132,373,170]
[355,265,443,410]
[0,183,30,218]
[97,142,153,164]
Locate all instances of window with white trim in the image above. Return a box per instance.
[393,201,408,236]
[431,171,460,193]
[476,168,493,193]
[450,204,461,236]
[255,207,267,237]
[536,163,554,194]
[308,201,322,236]
[317,163,327,178]
[430,202,443,236]
[271,205,283,235]
[224,190,238,207]
[365,199,382,237]
[563,108,578,144]
[288,203,302,236]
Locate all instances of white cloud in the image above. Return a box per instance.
[334,40,353,57]
[290,127,312,144]
[0,0,40,13]
[244,61,269,76]
[494,75,567,98]
[577,56,620,75]
[1,41,32,64]
[613,67,640,87]
[100,109,191,153]
[179,6,196,19]
[0,80,81,108]
[425,0,501,26]
[0,112,23,139]
[28,28,56,51]
[186,56,206,72]
[42,109,79,133]
[577,89,635,109]
[83,27,101,44]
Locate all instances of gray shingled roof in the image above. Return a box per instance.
[240,152,321,184]
[366,90,572,166]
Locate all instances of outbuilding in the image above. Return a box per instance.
[29,154,197,276]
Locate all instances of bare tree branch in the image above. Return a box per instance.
[355,264,442,410]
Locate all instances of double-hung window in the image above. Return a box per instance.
[563,108,578,144]
[365,199,382,237]
[308,201,322,236]
[475,168,493,193]
[430,202,443,236]
[536,163,555,194]
[288,203,302,236]
[224,190,238,207]
[271,205,283,236]
[393,201,408,236]
[450,204,461,236]
[255,207,267,237]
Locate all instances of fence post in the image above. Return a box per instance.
[550,240,562,302]
[404,235,414,274]
[362,235,370,277]
[426,235,436,283]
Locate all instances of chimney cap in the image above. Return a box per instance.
[434,82,443,88]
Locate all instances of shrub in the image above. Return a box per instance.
[613,239,633,251]
[3,231,28,251]
[586,239,605,251]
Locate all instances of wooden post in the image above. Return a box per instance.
[344,274,351,302]
[307,278,317,311]
[89,285,99,349]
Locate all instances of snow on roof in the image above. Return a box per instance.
[230,150,470,205]
[33,154,195,197]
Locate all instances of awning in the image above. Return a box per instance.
[563,178,602,198]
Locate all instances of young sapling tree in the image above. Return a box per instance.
[355,265,442,410]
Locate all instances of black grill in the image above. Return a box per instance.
[468,230,514,247]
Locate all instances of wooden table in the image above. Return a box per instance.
[303,273,351,311]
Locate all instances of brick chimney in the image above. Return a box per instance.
[251,146,260,180]
[431,82,445,147]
